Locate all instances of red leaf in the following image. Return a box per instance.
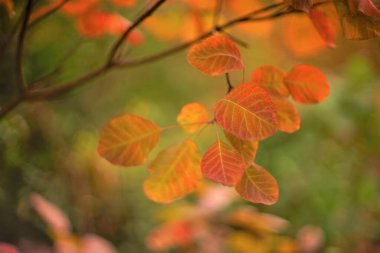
[272,97,301,133]
[97,114,160,167]
[235,164,279,205]
[144,139,202,203]
[187,34,243,76]
[250,65,289,97]
[214,84,277,141]
[177,103,209,133]
[309,8,337,48]
[147,221,193,251]
[201,138,245,186]
[358,0,380,17]
[224,131,259,165]
[284,65,330,104]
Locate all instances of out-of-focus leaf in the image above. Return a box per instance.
[309,8,338,48]
[334,0,380,39]
[214,84,277,141]
[146,221,193,251]
[272,97,301,133]
[187,34,243,76]
[76,10,144,45]
[30,193,71,234]
[97,114,160,167]
[297,226,324,253]
[0,243,19,253]
[111,0,136,8]
[177,103,209,133]
[0,0,15,17]
[358,0,380,17]
[61,0,99,16]
[224,131,259,165]
[250,65,289,97]
[201,138,245,186]
[144,139,202,203]
[284,65,330,104]
[235,164,279,205]
[283,14,328,57]
[81,234,117,253]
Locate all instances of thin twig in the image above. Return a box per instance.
[213,0,223,27]
[107,0,167,65]
[15,0,34,93]
[222,31,248,48]
[28,0,71,28]
[225,73,233,93]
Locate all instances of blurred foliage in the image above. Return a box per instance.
[1,0,380,252]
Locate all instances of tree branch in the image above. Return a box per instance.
[107,0,167,65]
[28,0,71,28]
[0,0,332,119]
[15,0,34,93]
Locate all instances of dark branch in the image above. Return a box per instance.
[225,73,233,93]
[15,0,34,93]
[28,0,71,28]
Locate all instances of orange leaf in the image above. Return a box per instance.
[30,193,71,234]
[272,97,301,133]
[250,65,289,97]
[283,14,328,57]
[61,0,99,16]
[334,0,380,39]
[30,0,65,24]
[235,164,279,205]
[144,139,202,203]
[147,221,193,251]
[0,0,15,17]
[201,138,245,186]
[224,131,259,165]
[214,84,277,141]
[97,114,160,167]
[187,34,243,76]
[111,0,136,8]
[177,103,209,133]
[284,65,330,104]
[309,8,338,48]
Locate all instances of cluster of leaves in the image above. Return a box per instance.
[145,186,324,253]
[97,34,330,205]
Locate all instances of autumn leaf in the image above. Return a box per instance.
[334,0,380,40]
[187,34,243,76]
[30,193,71,234]
[144,139,202,203]
[0,0,14,17]
[358,0,380,17]
[272,97,301,133]
[61,0,99,16]
[310,8,338,48]
[201,138,245,186]
[111,0,136,8]
[0,243,18,253]
[250,65,289,97]
[284,65,330,104]
[147,221,193,251]
[177,103,209,133]
[224,131,259,165]
[214,84,277,141]
[97,114,160,167]
[235,164,279,205]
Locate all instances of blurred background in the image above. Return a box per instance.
[1,0,379,252]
